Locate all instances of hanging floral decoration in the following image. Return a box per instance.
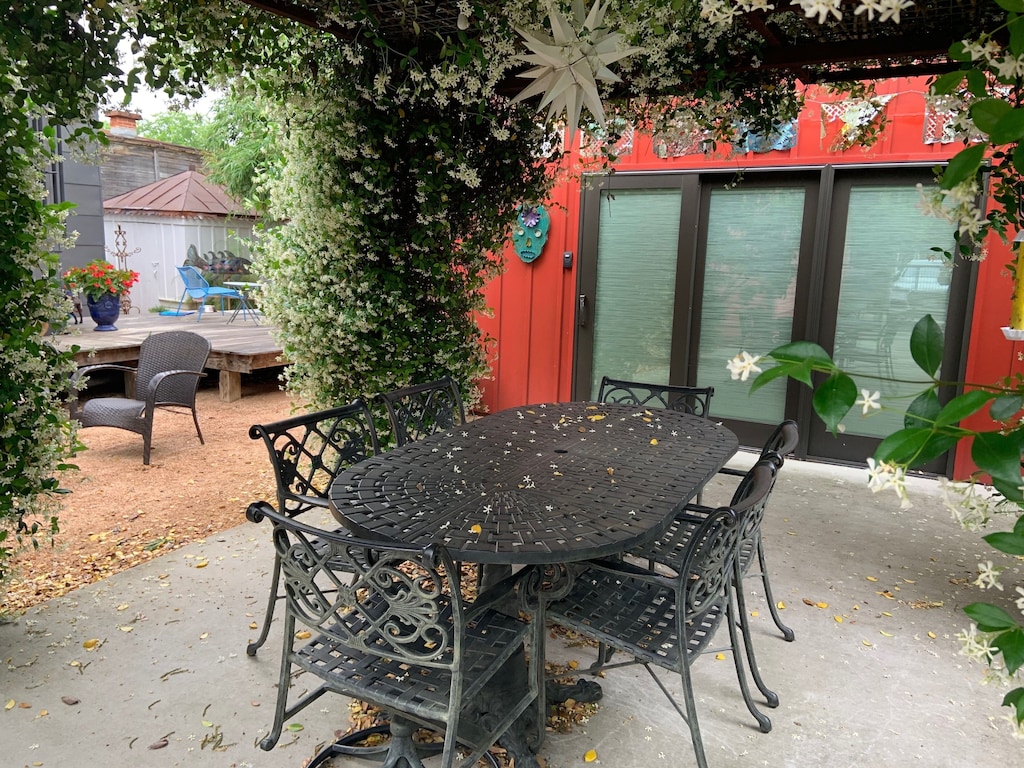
[512,0,644,141]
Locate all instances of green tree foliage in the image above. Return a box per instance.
[0,2,127,581]
[136,110,209,147]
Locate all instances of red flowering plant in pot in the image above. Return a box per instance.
[62,260,140,331]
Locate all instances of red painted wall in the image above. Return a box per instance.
[477,78,1016,479]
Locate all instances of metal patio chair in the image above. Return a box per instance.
[716,419,799,644]
[245,400,380,657]
[597,375,714,418]
[375,376,467,447]
[598,376,715,503]
[68,330,210,465]
[540,461,777,768]
[246,501,536,768]
[175,265,246,322]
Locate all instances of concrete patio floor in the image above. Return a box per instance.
[2,457,1021,767]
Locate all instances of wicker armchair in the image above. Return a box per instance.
[68,330,210,465]
[247,501,536,768]
[375,376,467,447]
[245,400,379,657]
[541,461,777,768]
[597,375,714,417]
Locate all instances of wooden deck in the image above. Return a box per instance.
[54,311,286,402]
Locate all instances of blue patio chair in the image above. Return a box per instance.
[175,265,245,322]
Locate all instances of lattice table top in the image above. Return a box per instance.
[329,402,738,565]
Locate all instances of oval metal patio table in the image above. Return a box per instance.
[328,401,739,767]
[330,401,738,563]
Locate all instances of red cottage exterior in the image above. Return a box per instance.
[478,77,1016,479]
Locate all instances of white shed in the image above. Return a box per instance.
[103,170,257,314]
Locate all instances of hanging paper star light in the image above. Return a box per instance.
[511,0,643,141]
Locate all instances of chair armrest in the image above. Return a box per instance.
[70,363,137,389]
[246,500,276,524]
[583,556,678,591]
[718,466,745,477]
[144,369,207,403]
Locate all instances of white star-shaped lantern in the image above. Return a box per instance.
[512,0,643,140]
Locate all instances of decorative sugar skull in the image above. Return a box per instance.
[512,204,550,263]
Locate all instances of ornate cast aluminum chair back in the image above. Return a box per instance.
[69,330,210,465]
[247,502,535,768]
[598,375,714,418]
[718,419,799,642]
[245,400,380,657]
[375,376,467,447]
[541,461,777,768]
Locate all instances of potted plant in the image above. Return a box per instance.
[62,260,140,332]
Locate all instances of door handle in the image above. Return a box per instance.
[578,294,587,327]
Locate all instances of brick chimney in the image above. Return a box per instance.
[107,110,142,137]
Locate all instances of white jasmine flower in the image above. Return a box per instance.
[726,351,762,381]
[974,560,1004,591]
[854,389,881,415]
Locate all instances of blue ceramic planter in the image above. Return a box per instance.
[86,292,121,331]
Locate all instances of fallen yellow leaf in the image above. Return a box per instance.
[38,709,48,717]
[4,700,14,711]
[295,630,312,640]
[866,576,878,582]
[567,660,579,670]
[750,610,759,618]
[650,438,658,445]
[584,748,598,763]
[862,640,873,647]
[116,603,129,611]
[83,638,100,650]
[928,631,936,638]
[199,632,209,640]
[776,601,786,610]
[834,616,843,623]
[815,602,828,609]
[195,560,208,568]
[470,524,482,534]
[606,467,614,475]
[715,653,726,660]
[880,630,894,637]
[202,720,213,727]
[119,626,133,633]
[249,622,258,630]
[882,611,893,617]
[586,414,606,422]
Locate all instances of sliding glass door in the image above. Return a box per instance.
[574,167,971,472]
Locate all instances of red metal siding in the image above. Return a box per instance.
[479,78,1015,479]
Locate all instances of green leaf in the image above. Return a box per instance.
[949,41,971,62]
[812,373,857,434]
[931,70,966,96]
[909,314,944,376]
[965,602,1019,632]
[905,390,941,429]
[970,430,1023,495]
[1011,14,1024,56]
[1003,687,1024,723]
[983,531,1024,556]
[875,428,932,464]
[935,389,995,427]
[997,0,1024,13]
[939,142,986,190]
[993,628,1024,675]
[991,394,1024,421]
[748,363,793,394]
[767,340,835,367]
[992,108,1024,145]
[907,431,961,467]
[970,98,1013,134]
[966,68,989,98]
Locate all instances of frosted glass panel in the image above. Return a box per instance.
[590,188,682,397]
[698,187,804,423]
[834,185,955,438]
